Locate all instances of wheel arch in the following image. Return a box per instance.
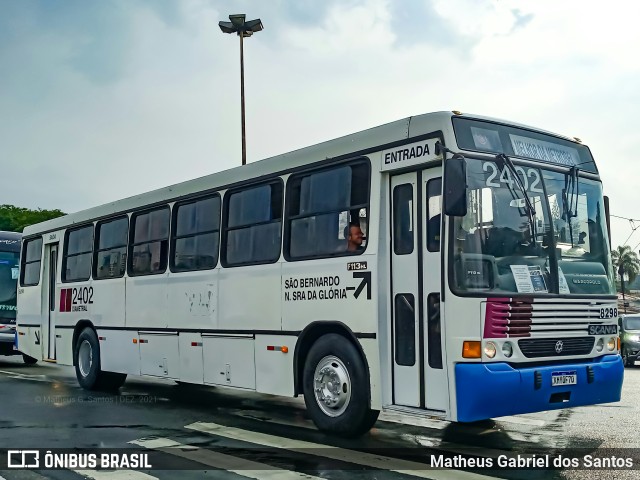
[293,321,371,404]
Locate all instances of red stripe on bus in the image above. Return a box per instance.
[60,289,67,312]
[66,289,72,312]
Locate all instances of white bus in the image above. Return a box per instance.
[17,111,623,436]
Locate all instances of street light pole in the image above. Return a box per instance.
[239,31,246,166]
[219,14,264,166]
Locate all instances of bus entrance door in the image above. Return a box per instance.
[390,168,447,412]
[41,243,58,361]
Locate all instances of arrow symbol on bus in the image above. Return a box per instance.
[34,331,40,345]
[351,271,371,300]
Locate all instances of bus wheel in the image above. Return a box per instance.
[74,327,126,391]
[303,333,379,437]
[22,354,38,365]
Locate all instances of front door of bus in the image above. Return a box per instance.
[390,167,448,411]
[43,243,58,361]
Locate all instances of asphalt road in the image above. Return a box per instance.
[0,356,638,480]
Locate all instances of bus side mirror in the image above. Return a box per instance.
[443,155,467,217]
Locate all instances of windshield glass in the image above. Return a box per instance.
[0,251,19,321]
[624,318,640,331]
[450,158,615,296]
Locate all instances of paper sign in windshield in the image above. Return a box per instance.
[510,265,548,293]
[11,268,19,280]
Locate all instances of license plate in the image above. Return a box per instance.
[552,371,577,386]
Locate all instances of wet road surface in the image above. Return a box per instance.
[0,357,638,480]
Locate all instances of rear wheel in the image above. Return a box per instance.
[74,327,126,391]
[22,354,38,365]
[303,334,379,437]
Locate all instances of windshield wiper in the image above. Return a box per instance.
[563,165,580,245]
[495,153,537,244]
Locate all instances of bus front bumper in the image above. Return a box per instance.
[455,354,623,422]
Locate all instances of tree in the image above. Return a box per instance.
[0,204,65,233]
[612,245,640,295]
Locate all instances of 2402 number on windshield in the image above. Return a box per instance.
[483,162,543,193]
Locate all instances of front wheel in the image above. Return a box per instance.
[303,333,379,437]
[74,327,126,391]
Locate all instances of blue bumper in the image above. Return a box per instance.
[455,355,624,422]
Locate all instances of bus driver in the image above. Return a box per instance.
[345,223,364,252]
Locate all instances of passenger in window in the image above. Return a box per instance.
[345,223,365,253]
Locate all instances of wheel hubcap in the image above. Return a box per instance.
[313,355,351,417]
[78,340,93,378]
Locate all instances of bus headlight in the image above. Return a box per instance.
[607,337,616,351]
[595,338,604,352]
[502,342,513,358]
[484,342,497,359]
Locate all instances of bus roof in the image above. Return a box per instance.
[22,111,586,237]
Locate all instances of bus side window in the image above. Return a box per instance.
[286,160,370,259]
[223,182,282,267]
[129,207,170,276]
[94,216,128,280]
[172,195,220,271]
[63,225,93,282]
[21,237,43,287]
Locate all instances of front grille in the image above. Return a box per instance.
[484,298,619,339]
[518,337,594,358]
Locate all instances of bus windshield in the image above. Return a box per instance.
[451,157,615,296]
[0,251,19,321]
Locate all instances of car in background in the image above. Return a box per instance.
[0,231,37,364]
[619,314,640,367]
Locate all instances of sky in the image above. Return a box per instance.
[1,0,639,250]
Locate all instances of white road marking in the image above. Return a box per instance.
[130,437,323,480]
[0,369,53,385]
[74,470,157,480]
[186,421,498,480]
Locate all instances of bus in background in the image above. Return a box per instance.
[0,231,37,364]
[16,111,623,436]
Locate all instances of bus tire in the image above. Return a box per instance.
[74,327,125,391]
[302,333,379,437]
[22,354,38,365]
